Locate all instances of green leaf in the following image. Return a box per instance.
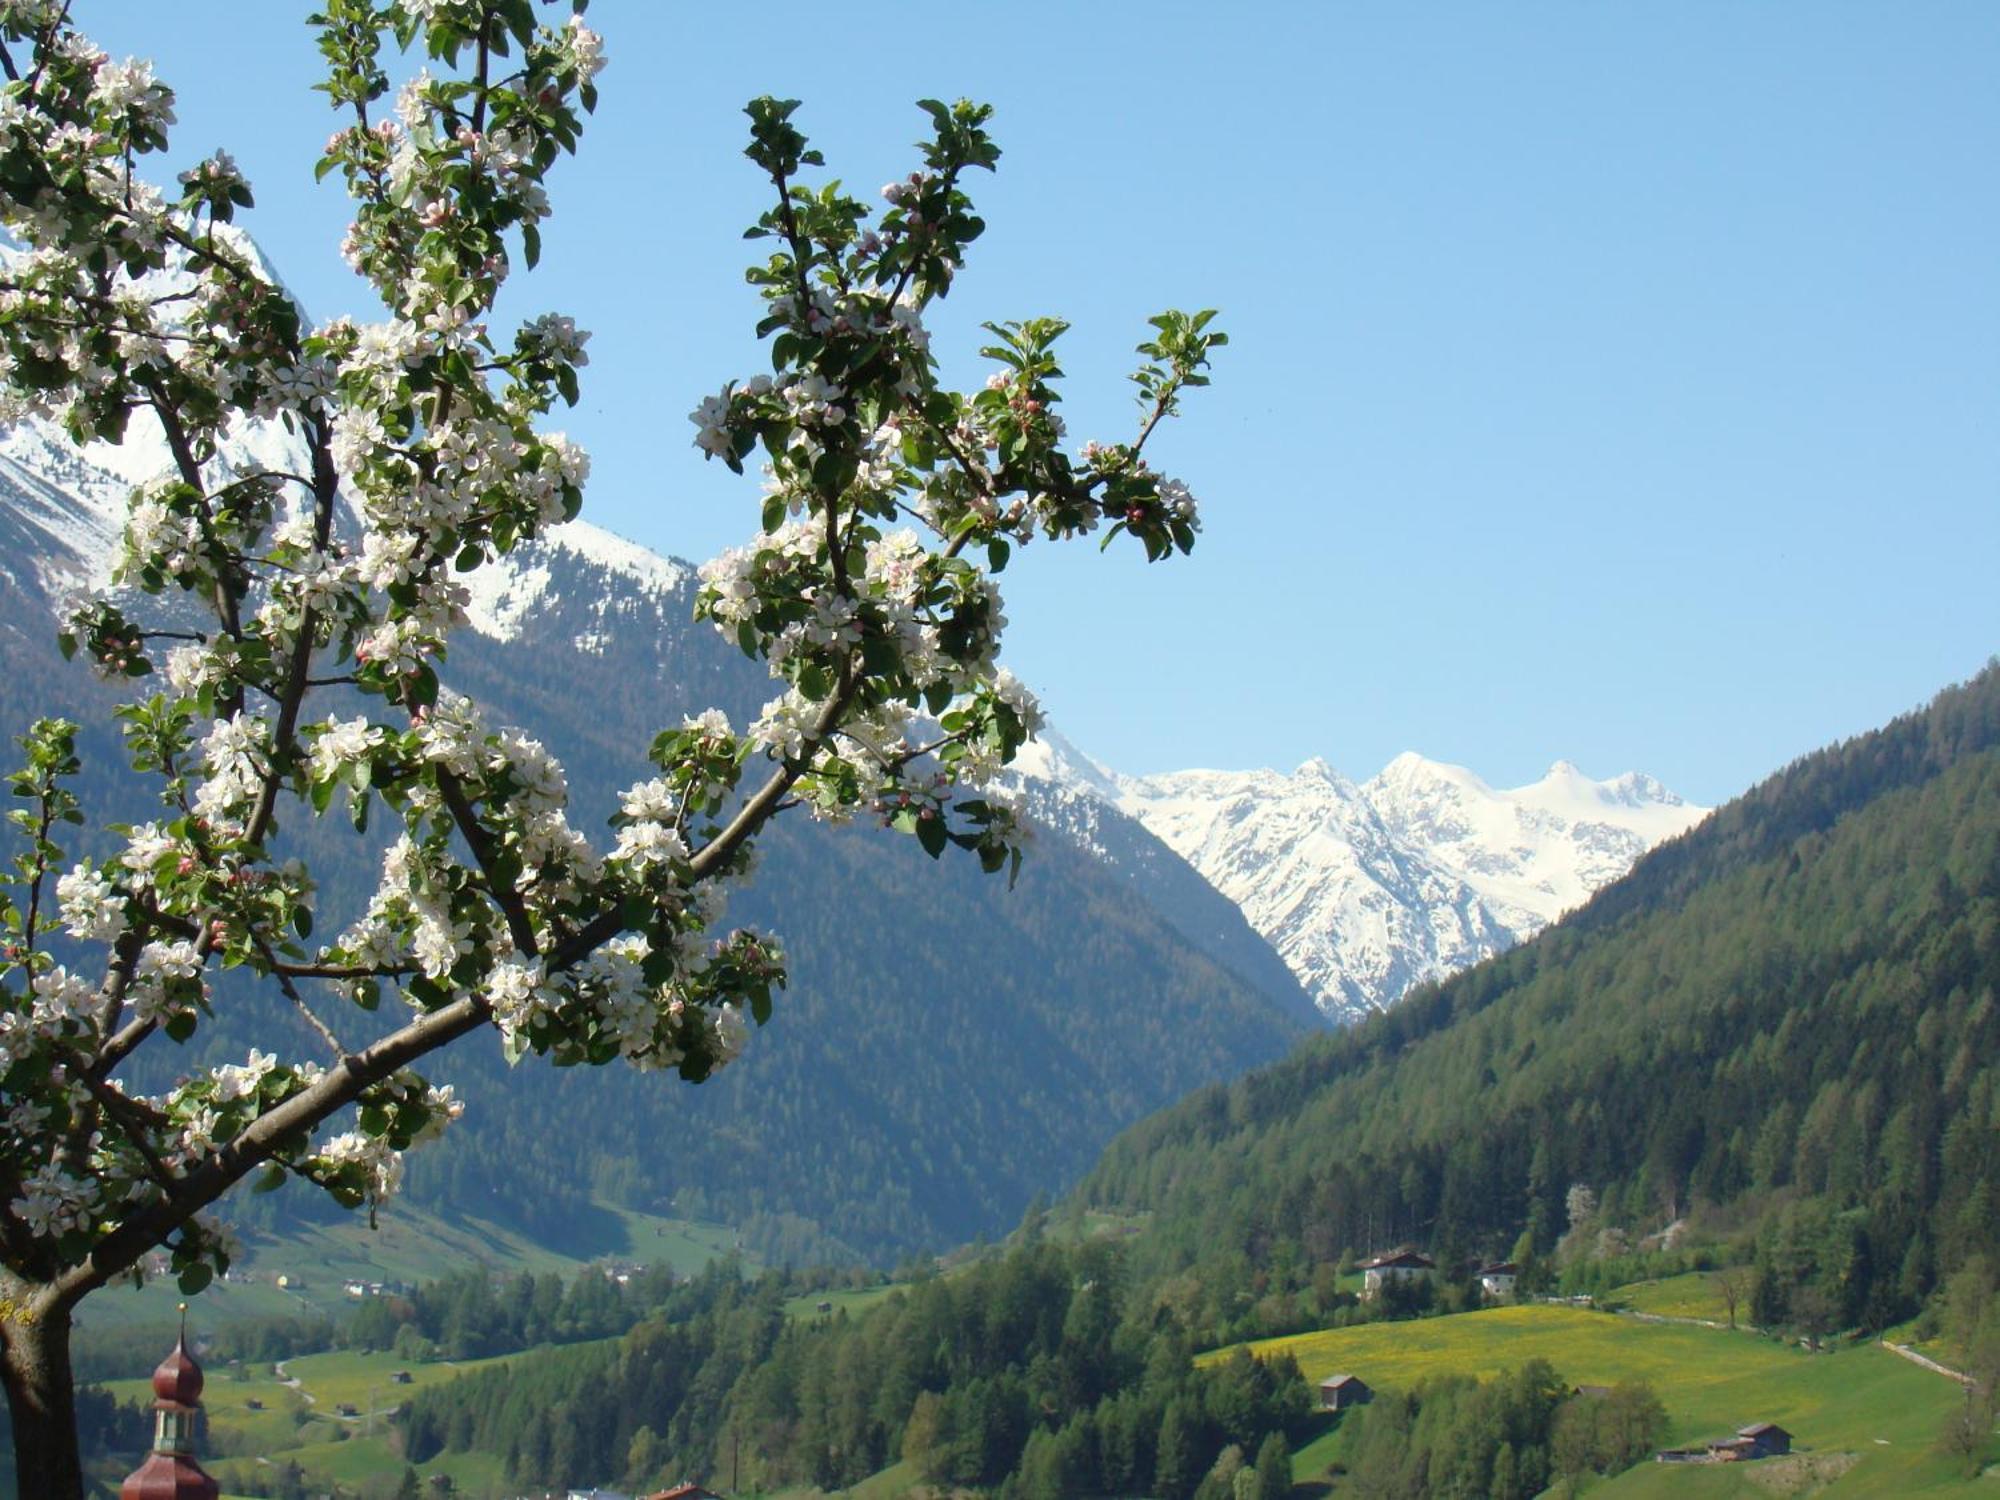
[176,1262,213,1295]
[916,815,948,858]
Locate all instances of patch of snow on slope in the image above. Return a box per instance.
[1009,727,1125,804]
[460,520,690,642]
[462,554,555,641]
[550,520,690,595]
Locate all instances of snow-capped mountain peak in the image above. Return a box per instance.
[1023,744,1709,1023]
[460,519,691,647]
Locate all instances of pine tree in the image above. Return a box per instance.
[1253,1430,1292,1497]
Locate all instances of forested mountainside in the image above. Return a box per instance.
[0,422,1315,1267]
[1078,664,2000,1341]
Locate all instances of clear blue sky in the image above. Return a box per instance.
[79,3,2000,806]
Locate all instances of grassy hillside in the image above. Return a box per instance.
[1606,1273,1735,1323]
[1219,1305,1984,1496]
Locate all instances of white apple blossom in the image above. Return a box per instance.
[90,58,174,128]
[56,866,126,942]
[120,828,179,888]
[752,690,817,761]
[303,727,377,796]
[620,778,679,822]
[614,820,689,869]
[210,1050,277,1103]
[11,1164,103,1241]
[684,708,733,738]
[484,955,557,1045]
[314,1131,404,1203]
[563,16,606,79]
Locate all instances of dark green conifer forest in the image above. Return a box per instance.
[397,1237,1318,1497]
[1078,664,2000,1343]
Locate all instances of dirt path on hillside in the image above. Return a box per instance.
[1882,1340,1973,1386]
[272,1358,316,1405]
[1620,1309,1734,1331]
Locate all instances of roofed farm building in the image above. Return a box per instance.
[1736,1423,1792,1456]
[1657,1422,1796,1465]
[1478,1261,1519,1300]
[1360,1249,1436,1299]
[1319,1373,1374,1411]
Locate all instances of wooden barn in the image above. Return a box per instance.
[1319,1373,1373,1411]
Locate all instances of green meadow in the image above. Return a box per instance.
[783,1283,907,1325]
[1605,1272,1738,1324]
[1217,1305,1989,1496]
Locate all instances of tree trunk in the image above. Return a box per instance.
[2,1301,85,1500]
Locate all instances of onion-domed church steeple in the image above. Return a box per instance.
[119,1306,220,1500]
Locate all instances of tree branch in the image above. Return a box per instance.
[549,670,864,970]
[435,770,539,958]
[255,936,350,1063]
[47,993,492,1315]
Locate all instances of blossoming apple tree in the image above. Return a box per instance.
[0,2,1222,1491]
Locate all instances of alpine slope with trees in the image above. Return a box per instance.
[1076,663,2000,1347]
[0,1,1229,1492]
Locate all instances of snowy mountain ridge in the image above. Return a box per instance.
[1014,732,1709,1023]
[0,227,683,655]
[0,405,680,660]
